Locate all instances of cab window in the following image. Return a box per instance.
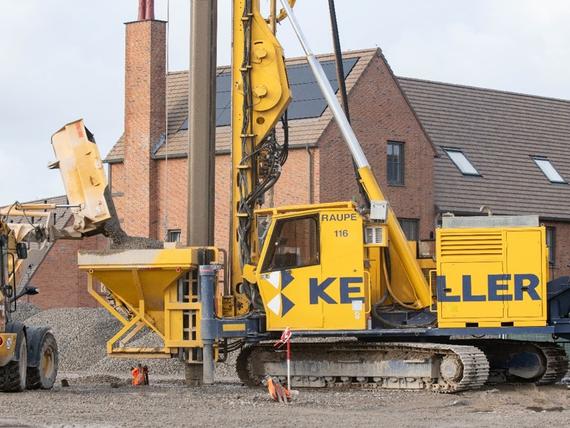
[262,216,319,272]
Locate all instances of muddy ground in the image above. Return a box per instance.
[0,372,568,428]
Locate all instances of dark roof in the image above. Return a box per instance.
[3,195,71,228]
[399,77,570,220]
[177,57,358,129]
[105,49,377,163]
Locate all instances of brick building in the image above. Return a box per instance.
[106,44,435,251]
[400,78,570,280]
[18,12,570,308]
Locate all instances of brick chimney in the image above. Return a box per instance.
[123,1,165,238]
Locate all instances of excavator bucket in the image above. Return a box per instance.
[49,119,111,237]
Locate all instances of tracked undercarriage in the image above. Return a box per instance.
[467,340,568,385]
[236,340,568,393]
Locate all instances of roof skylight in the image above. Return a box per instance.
[444,148,480,176]
[532,157,566,184]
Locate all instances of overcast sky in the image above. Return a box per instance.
[2,0,570,204]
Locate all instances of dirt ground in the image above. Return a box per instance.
[1,373,568,428]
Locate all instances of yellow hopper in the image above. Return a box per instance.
[78,247,217,359]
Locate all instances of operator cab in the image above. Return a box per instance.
[252,202,368,331]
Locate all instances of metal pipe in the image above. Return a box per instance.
[188,0,217,247]
[138,0,146,20]
[270,0,277,34]
[279,0,431,308]
[146,0,155,20]
[278,0,369,169]
[199,265,218,385]
[327,0,350,121]
[327,0,369,207]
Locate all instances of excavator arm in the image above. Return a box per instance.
[1,119,114,326]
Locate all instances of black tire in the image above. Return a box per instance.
[26,332,58,390]
[0,333,27,392]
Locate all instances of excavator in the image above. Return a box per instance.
[73,0,570,392]
[0,120,113,391]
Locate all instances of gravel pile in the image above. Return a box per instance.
[16,306,240,380]
[25,308,121,371]
[88,330,186,376]
[11,302,41,323]
[89,355,186,376]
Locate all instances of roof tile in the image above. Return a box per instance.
[399,77,570,220]
[105,49,377,162]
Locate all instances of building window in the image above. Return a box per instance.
[262,216,319,272]
[400,218,419,241]
[167,229,182,243]
[532,157,566,184]
[387,141,404,185]
[546,226,556,266]
[444,148,480,176]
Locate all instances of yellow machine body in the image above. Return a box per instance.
[229,0,293,295]
[78,247,219,359]
[1,118,115,367]
[436,226,548,328]
[49,119,112,237]
[253,202,368,331]
[248,201,430,331]
[0,333,17,366]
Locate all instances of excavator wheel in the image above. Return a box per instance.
[26,330,58,390]
[0,330,27,392]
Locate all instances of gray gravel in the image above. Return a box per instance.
[17,306,241,380]
[0,381,569,428]
[10,301,41,323]
[25,307,121,372]
[4,305,570,427]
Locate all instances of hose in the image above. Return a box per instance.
[372,248,435,329]
[382,247,422,310]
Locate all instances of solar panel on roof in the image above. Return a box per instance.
[178,57,358,130]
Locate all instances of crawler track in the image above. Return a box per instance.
[237,341,490,393]
[463,339,569,385]
[534,342,569,385]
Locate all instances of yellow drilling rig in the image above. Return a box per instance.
[72,0,570,393]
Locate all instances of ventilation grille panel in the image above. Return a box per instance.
[440,232,503,257]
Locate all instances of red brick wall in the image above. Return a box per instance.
[123,20,166,239]
[273,148,319,206]
[110,162,126,231]
[119,149,318,253]
[27,234,108,309]
[319,53,435,240]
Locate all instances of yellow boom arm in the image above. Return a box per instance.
[230,0,292,292]
[278,0,431,308]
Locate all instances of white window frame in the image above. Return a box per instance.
[167,229,182,243]
[532,157,566,184]
[443,148,480,176]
